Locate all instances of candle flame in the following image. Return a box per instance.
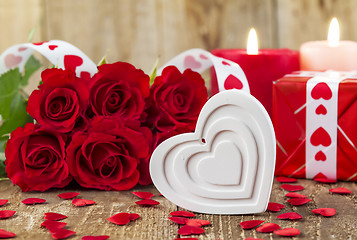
[328,17,339,47]
[247,28,258,55]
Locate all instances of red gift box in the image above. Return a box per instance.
[273,71,357,181]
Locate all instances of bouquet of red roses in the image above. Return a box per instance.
[4,62,208,192]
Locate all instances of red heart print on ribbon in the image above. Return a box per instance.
[48,45,58,50]
[315,104,327,115]
[64,55,83,71]
[315,151,326,161]
[4,54,22,68]
[311,82,332,100]
[310,127,331,147]
[184,55,202,69]
[224,74,243,90]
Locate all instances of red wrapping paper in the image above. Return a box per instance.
[273,73,357,181]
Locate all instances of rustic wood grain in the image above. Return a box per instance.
[1,178,356,239]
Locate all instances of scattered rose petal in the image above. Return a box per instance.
[107,213,139,225]
[72,199,95,207]
[135,199,160,206]
[274,228,300,237]
[277,212,303,220]
[285,192,307,198]
[267,202,285,212]
[82,236,110,240]
[169,216,187,225]
[256,223,281,233]
[177,225,205,236]
[281,184,304,192]
[57,192,80,200]
[50,228,76,239]
[287,198,312,206]
[0,200,8,207]
[0,210,16,219]
[41,220,67,231]
[186,219,211,227]
[22,198,46,205]
[173,238,198,240]
[239,220,265,229]
[312,208,336,217]
[170,211,195,217]
[0,229,15,238]
[329,187,352,194]
[132,191,154,200]
[276,176,297,183]
[44,212,68,221]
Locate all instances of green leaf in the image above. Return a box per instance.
[0,69,22,119]
[149,57,159,86]
[22,55,41,86]
[98,56,107,66]
[27,27,36,43]
[0,161,6,178]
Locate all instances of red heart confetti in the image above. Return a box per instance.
[170,211,195,217]
[287,198,312,206]
[310,127,332,147]
[107,213,140,225]
[22,198,46,205]
[0,229,15,238]
[222,60,231,66]
[256,223,281,233]
[315,151,326,161]
[44,212,67,221]
[315,104,327,115]
[41,220,67,231]
[177,225,205,236]
[311,82,332,100]
[276,176,297,183]
[224,74,243,90]
[312,208,336,217]
[0,210,16,219]
[285,192,307,198]
[329,187,352,194]
[32,41,49,46]
[169,216,187,225]
[183,55,202,69]
[281,184,304,192]
[135,199,160,206]
[50,228,76,239]
[273,227,300,237]
[82,236,110,240]
[64,55,83,71]
[239,220,264,229]
[72,199,95,207]
[132,191,154,200]
[0,199,8,207]
[48,45,58,50]
[186,219,211,227]
[4,54,22,69]
[57,192,80,199]
[277,212,303,220]
[267,202,285,212]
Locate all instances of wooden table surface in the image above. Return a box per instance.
[0,178,356,240]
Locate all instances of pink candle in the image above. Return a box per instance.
[300,18,357,71]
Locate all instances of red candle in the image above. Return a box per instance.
[211,29,300,117]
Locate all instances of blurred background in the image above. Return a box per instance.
[1,0,357,82]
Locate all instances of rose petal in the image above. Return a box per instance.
[276,176,297,183]
[128,213,140,221]
[0,210,16,219]
[239,220,265,229]
[186,219,211,227]
[107,212,139,225]
[312,208,336,217]
[0,229,16,238]
[41,220,67,231]
[267,202,285,212]
[256,223,281,233]
[57,192,80,200]
[132,191,154,200]
[0,199,8,207]
[329,187,352,194]
[285,192,307,198]
[177,225,205,236]
[277,212,303,220]
[274,228,300,237]
[22,198,46,205]
[170,211,195,217]
[82,236,110,240]
[169,216,188,225]
[50,228,76,239]
[135,199,160,206]
[72,199,95,207]
[44,212,68,221]
[287,198,312,206]
[281,184,304,192]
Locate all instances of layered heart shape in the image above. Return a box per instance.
[150,90,276,214]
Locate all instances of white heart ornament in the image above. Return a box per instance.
[150,89,276,214]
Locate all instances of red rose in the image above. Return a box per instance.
[27,68,89,133]
[66,117,151,190]
[88,62,150,122]
[147,66,207,132]
[5,123,72,192]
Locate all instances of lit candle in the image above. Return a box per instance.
[300,17,357,71]
[211,28,299,116]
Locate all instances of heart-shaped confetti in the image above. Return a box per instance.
[256,223,281,233]
[72,199,95,207]
[169,216,188,225]
[267,202,285,212]
[315,151,327,161]
[276,176,297,183]
[22,198,46,205]
[315,104,327,115]
[239,220,264,229]
[310,127,331,147]
[132,191,154,200]
[312,208,336,217]
[273,228,300,237]
[329,187,352,194]
[41,220,67,231]
[170,211,195,217]
[57,192,80,199]
[135,199,160,206]
[0,199,8,207]
[281,184,304,192]
[287,198,312,206]
[107,213,140,225]
[0,229,16,238]
[0,210,16,219]
[224,74,243,90]
[50,228,76,240]
[177,225,205,236]
[285,192,307,199]
[82,236,110,240]
[277,212,303,220]
[44,212,67,221]
[186,219,211,227]
[311,82,332,100]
